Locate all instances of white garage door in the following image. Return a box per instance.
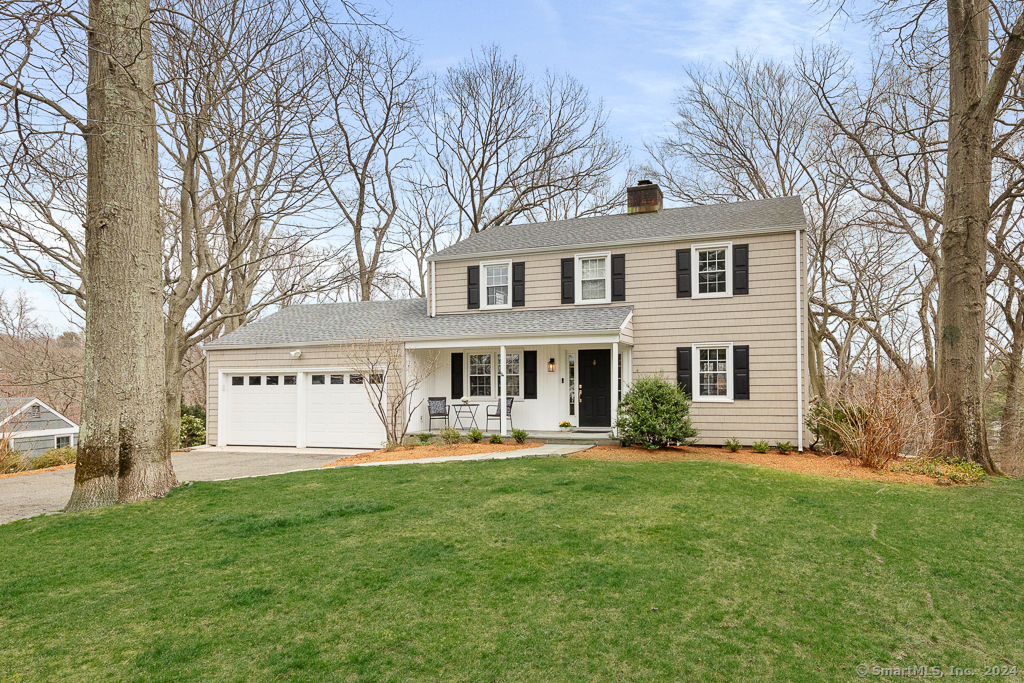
[227,373,298,446]
[225,371,386,449]
[306,372,387,448]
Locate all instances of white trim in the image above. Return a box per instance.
[796,229,804,452]
[611,341,619,437]
[691,241,733,299]
[480,259,513,310]
[296,371,308,448]
[10,426,79,439]
[692,342,734,403]
[405,332,623,350]
[575,251,612,305]
[425,224,807,263]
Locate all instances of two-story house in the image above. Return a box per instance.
[204,182,809,450]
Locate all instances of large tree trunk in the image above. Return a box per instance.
[66,0,176,511]
[936,0,1004,474]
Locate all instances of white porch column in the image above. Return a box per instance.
[499,345,507,436]
[611,342,619,437]
[296,371,307,448]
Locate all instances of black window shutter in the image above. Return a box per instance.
[734,345,750,400]
[676,249,691,298]
[451,353,464,399]
[467,266,479,309]
[512,261,526,307]
[523,350,537,399]
[676,347,692,397]
[560,258,574,304]
[734,244,749,295]
[611,253,626,301]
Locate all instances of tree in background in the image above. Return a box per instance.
[422,44,627,235]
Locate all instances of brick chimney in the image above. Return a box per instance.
[627,180,663,214]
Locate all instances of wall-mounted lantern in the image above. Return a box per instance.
[548,358,556,372]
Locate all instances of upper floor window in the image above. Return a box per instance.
[692,242,732,298]
[575,252,611,304]
[481,261,511,309]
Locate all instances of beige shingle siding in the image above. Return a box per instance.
[433,230,808,444]
[206,343,406,446]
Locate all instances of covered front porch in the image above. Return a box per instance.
[407,333,633,438]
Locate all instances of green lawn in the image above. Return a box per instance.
[1,459,1022,682]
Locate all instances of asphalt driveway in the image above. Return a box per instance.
[0,446,367,525]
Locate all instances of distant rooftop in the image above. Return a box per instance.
[428,196,806,261]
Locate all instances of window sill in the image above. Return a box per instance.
[574,298,611,306]
[691,291,733,300]
[692,396,734,403]
[480,303,512,311]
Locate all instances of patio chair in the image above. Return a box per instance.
[427,397,450,431]
[485,396,514,431]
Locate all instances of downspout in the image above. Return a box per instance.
[795,229,804,453]
[430,261,436,318]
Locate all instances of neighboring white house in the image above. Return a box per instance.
[204,185,810,450]
[0,397,80,457]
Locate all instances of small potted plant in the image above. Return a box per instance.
[558,420,571,432]
[460,396,470,405]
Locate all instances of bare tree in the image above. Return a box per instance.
[0,290,84,421]
[309,32,423,301]
[391,180,457,297]
[355,329,440,445]
[422,44,627,235]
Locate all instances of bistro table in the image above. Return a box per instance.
[451,402,479,430]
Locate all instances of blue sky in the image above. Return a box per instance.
[2,0,872,328]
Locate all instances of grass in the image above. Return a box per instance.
[1,459,1022,682]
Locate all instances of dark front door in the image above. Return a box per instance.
[579,349,611,427]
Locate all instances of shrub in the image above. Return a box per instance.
[180,414,206,448]
[511,428,528,444]
[558,420,571,429]
[467,428,484,443]
[489,433,503,444]
[30,446,76,469]
[892,457,988,485]
[616,374,698,450]
[439,426,461,445]
[752,440,770,454]
[724,437,741,452]
[0,449,28,474]
[774,441,793,454]
[181,403,207,423]
[417,433,433,445]
[809,369,941,470]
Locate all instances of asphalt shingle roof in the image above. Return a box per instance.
[429,196,806,260]
[205,299,633,349]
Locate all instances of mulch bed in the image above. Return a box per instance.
[0,463,76,480]
[569,444,939,485]
[321,442,545,467]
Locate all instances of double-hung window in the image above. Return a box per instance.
[481,261,511,309]
[575,252,611,304]
[693,343,733,402]
[469,354,492,397]
[505,352,520,397]
[691,242,732,298]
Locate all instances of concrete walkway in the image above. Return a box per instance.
[0,444,591,525]
[330,444,592,468]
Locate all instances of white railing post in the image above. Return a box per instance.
[499,345,507,437]
[611,342,619,437]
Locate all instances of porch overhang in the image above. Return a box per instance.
[405,330,629,350]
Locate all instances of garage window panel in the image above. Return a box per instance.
[330,374,345,384]
[284,375,297,385]
[266,376,279,385]
[249,376,261,385]
[350,374,364,384]
[232,376,244,386]
[368,373,384,384]
[312,374,325,385]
